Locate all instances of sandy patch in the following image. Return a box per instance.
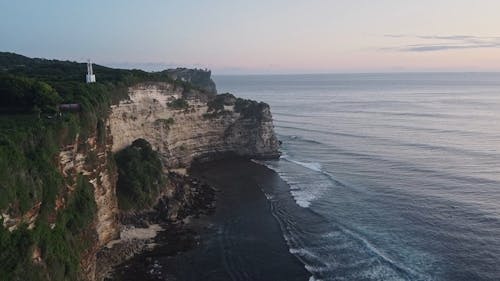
[106,224,163,248]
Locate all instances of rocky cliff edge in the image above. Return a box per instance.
[109,82,280,168]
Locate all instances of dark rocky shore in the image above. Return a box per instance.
[106,158,309,281]
[96,172,217,280]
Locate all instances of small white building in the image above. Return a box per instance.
[86,60,96,83]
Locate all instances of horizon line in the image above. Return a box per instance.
[212,70,500,76]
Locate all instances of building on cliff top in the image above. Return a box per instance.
[58,104,81,112]
[86,60,96,83]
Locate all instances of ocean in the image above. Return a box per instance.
[214,73,500,281]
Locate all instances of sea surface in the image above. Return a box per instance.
[214,73,500,281]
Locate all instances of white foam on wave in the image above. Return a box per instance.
[289,247,321,260]
[259,157,332,208]
[253,159,316,208]
[255,159,434,281]
[356,264,406,281]
[262,192,274,200]
[289,189,313,208]
[282,172,332,208]
[282,156,349,188]
[283,157,323,172]
[322,231,343,239]
[336,224,433,280]
[305,264,332,274]
[259,156,415,279]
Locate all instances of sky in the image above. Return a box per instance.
[1,0,500,74]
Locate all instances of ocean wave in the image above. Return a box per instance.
[224,73,500,281]
[255,159,318,208]
[258,157,433,280]
[337,224,432,281]
[289,248,323,261]
[285,158,323,172]
[271,192,430,281]
[290,192,313,208]
[259,155,349,208]
[282,141,500,191]
[276,125,369,140]
[294,226,431,281]
[305,264,332,274]
[276,124,500,162]
[274,170,325,208]
[281,156,347,187]
[285,134,324,145]
[327,109,473,120]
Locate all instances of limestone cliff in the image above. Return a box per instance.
[109,82,280,168]
[0,63,279,281]
[84,81,279,280]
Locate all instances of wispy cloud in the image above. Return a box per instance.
[382,34,500,52]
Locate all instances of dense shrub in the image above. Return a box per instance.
[0,75,62,113]
[64,175,97,234]
[203,93,237,119]
[207,96,225,112]
[114,139,165,211]
[234,98,267,119]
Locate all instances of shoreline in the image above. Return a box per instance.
[107,158,309,281]
[95,172,217,280]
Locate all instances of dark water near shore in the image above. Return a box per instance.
[215,73,500,281]
[112,159,310,281]
[183,160,309,281]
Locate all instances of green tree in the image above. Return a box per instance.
[32,81,61,113]
[114,139,165,210]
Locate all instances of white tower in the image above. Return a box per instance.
[86,60,96,83]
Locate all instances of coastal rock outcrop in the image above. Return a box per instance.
[163,68,217,94]
[109,82,280,168]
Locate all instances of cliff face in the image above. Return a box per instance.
[109,82,280,168]
[58,129,119,279]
